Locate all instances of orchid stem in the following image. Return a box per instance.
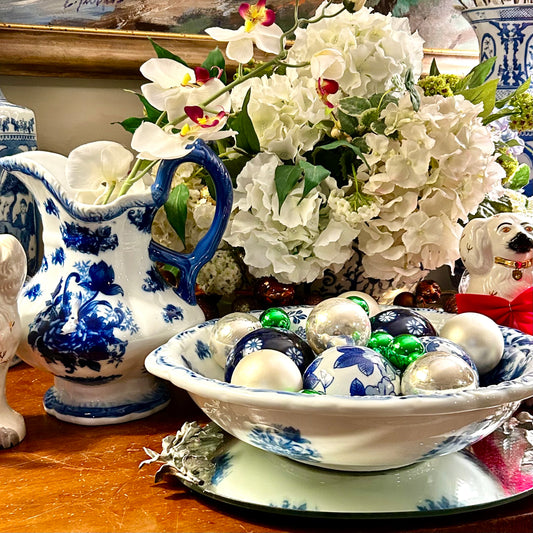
[117,159,158,197]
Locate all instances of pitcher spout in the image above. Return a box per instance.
[0,150,157,223]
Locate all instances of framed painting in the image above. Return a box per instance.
[0,0,479,78]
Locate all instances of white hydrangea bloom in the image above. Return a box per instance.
[230,74,327,161]
[356,92,505,285]
[286,3,424,98]
[223,152,359,284]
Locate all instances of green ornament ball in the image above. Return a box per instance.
[385,334,425,371]
[346,295,370,315]
[260,307,291,330]
[367,331,394,356]
[299,389,325,395]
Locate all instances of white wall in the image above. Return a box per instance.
[0,75,143,155]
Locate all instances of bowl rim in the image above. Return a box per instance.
[145,309,533,416]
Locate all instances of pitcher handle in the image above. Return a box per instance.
[148,139,233,305]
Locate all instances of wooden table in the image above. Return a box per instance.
[2,362,533,533]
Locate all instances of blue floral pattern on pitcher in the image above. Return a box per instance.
[27,259,138,376]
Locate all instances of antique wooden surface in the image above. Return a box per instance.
[0,24,478,79]
[2,362,533,533]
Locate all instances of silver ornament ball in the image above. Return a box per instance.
[209,312,262,367]
[305,297,372,354]
[401,351,479,395]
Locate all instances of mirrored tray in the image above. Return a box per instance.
[178,411,533,518]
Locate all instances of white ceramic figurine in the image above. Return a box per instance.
[0,234,27,448]
[459,213,533,301]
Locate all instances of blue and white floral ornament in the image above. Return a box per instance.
[303,345,401,397]
[371,308,437,337]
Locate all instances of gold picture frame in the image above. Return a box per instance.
[0,23,479,79]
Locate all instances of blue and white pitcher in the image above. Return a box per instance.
[0,140,232,425]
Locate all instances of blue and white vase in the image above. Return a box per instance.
[0,90,42,276]
[462,5,533,195]
[0,140,232,425]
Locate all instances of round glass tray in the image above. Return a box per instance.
[180,411,533,518]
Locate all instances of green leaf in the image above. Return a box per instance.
[338,96,371,117]
[506,139,523,147]
[454,57,496,92]
[314,119,336,133]
[228,88,260,154]
[164,184,189,246]
[369,92,398,111]
[149,38,188,66]
[482,108,516,126]
[202,47,227,84]
[429,58,440,77]
[370,120,387,135]
[221,155,252,186]
[337,109,358,137]
[313,139,369,168]
[459,78,498,118]
[343,0,357,13]
[405,69,420,111]
[275,164,303,209]
[508,163,530,190]
[495,77,531,109]
[360,108,380,129]
[115,116,144,134]
[115,91,166,133]
[298,161,330,202]
[467,57,496,88]
[124,91,164,123]
[470,194,513,219]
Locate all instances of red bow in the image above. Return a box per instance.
[456,287,533,335]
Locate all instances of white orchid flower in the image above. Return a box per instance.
[66,141,134,203]
[311,49,346,81]
[140,58,230,124]
[205,0,284,64]
[131,107,235,161]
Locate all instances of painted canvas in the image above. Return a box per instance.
[0,0,478,51]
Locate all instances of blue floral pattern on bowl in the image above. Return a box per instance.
[248,424,321,463]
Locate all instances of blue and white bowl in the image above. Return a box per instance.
[145,306,533,472]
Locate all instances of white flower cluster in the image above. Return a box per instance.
[286,3,425,98]
[224,153,359,284]
[196,249,243,296]
[231,74,327,161]
[355,92,505,285]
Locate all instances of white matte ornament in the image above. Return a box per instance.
[401,351,479,395]
[209,312,262,367]
[439,313,504,375]
[230,349,304,391]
